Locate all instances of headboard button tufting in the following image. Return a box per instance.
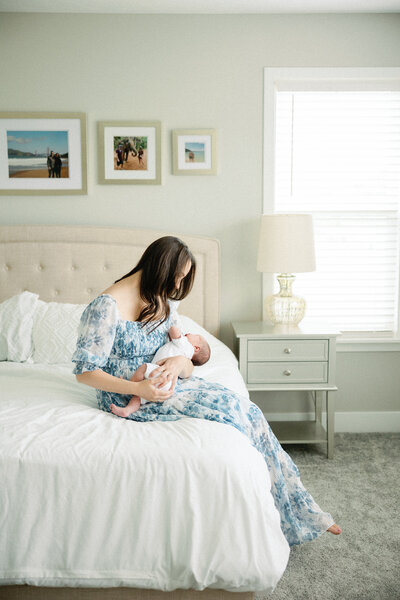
[0,225,219,336]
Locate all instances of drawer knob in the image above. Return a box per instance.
[283,369,292,376]
[284,347,292,354]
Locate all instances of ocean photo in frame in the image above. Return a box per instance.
[172,129,216,175]
[0,112,87,195]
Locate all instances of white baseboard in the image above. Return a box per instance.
[264,411,400,433]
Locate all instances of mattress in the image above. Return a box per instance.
[0,356,289,592]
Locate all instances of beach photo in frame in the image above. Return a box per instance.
[172,129,216,175]
[98,121,161,185]
[0,112,87,195]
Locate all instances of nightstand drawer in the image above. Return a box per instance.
[247,339,328,362]
[247,361,328,384]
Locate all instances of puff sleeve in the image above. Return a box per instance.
[72,295,118,375]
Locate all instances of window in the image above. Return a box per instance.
[264,68,400,335]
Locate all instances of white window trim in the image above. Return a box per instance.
[263,67,400,351]
[336,337,400,352]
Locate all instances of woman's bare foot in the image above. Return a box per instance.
[327,524,342,535]
[110,396,141,418]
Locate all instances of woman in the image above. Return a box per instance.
[73,235,341,547]
[54,153,62,178]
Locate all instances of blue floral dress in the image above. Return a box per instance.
[72,294,335,547]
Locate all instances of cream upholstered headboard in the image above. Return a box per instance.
[0,225,220,337]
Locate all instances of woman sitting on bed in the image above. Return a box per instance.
[72,235,341,547]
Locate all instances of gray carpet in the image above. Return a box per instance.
[255,433,400,600]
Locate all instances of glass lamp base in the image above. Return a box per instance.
[265,274,306,325]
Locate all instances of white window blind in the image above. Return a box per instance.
[274,90,400,333]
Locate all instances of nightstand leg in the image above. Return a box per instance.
[315,391,322,423]
[326,391,335,459]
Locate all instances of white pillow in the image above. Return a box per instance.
[178,315,249,398]
[32,300,87,364]
[0,291,39,362]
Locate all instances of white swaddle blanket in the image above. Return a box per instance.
[140,334,195,404]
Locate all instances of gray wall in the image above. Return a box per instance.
[1,12,399,420]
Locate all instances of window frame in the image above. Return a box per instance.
[263,67,400,351]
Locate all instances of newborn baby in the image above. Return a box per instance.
[110,325,211,418]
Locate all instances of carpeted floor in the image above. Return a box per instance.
[255,433,400,600]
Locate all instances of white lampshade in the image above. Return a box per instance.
[257,213,316,274]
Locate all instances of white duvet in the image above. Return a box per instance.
[0,352,289,592]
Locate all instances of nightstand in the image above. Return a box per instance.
[232,321,339,459]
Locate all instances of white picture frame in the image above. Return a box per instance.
[172,129,217,175]
[98,121,161,185]
[0,112,87,195]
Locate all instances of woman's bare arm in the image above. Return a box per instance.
[75,369,173,402]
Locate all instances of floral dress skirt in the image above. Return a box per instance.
[73,295,335,547]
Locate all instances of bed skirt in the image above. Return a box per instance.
[0,587,255,600]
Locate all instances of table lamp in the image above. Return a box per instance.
[257,213,316,325]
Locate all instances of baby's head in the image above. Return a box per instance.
[185,333,211,366]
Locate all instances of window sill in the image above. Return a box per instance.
[337,333,400,352]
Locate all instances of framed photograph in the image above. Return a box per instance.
[0,112,87,195]
[172,129,216,175]
[98,121,161,185]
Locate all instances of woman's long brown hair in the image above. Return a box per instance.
[115,236,196,330]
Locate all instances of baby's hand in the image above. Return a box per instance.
[168,325,181,340]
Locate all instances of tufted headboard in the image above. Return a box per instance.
[0,225,220,337]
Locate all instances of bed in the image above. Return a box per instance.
[0,225,290,600]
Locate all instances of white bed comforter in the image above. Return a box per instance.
[0,359,289,592]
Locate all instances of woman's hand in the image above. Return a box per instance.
[76,369,174,403]
[150,355,193,393]
[134,375,173,403]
